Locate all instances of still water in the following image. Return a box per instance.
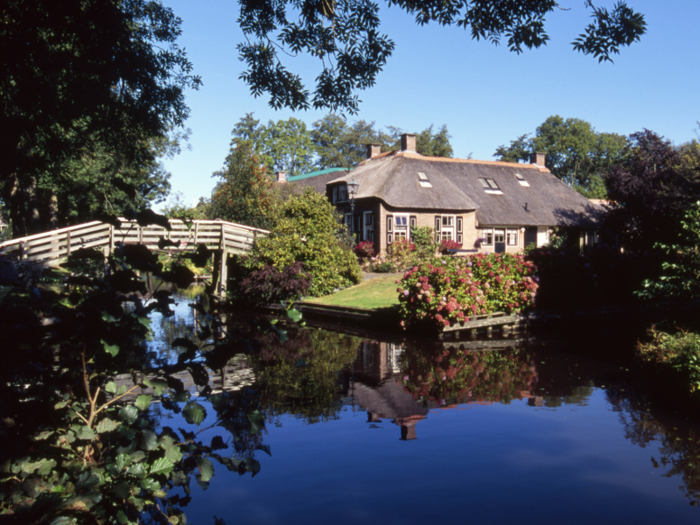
[149,292,700,524]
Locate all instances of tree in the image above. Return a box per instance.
[229,115,314,178]
[604,130,700,252]
[263,118,315,177]
[494,115,628,198]
[251,189,362,296]
[210,141,280,230]
[1,0,200,236]
[236,0,646,113]
[310,116,394,169]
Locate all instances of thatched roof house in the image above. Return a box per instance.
[327,134,602,254]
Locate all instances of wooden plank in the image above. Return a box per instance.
[443,314,521,332]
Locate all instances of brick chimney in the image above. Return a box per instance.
[529,152,546,167]
[276,171,286,183]
[366,143,381,159]
[401,133,417,153]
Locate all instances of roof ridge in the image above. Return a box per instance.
[359,151,549,171]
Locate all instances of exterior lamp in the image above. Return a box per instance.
[347,178,360,240]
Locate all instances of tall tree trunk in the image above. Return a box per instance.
[7,173,27,239]
[26,176,42,234]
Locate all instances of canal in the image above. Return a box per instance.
[146,289,700,524]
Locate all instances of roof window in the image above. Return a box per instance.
[479,178,502,194]
[514,173,530,187]
[417,171,432,188]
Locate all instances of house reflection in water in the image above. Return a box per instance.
[344,341,428,440]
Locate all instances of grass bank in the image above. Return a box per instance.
[305,273,401,310]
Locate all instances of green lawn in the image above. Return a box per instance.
[305,274,401,309]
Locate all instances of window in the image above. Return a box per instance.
[482,229,493,246]
[435,215,455,242]
[333,184,348,203]
[494,229,505,244]
[514,173,530,187]
[479,178,503,194]
[507,228,518,246]
[394,214,409,241]
[363,212,375,242]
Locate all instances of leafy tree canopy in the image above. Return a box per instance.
[604,129,700,252]
[1,0,200,236]
[494,115,628,198]
[311,116,455,169]
[210,141,280,230]
[237,0,646,113]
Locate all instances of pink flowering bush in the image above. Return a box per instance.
[354,240,375,259]
[397,252,538,331]
[439,239,462,253]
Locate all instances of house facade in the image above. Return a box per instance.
[326,134,602,255]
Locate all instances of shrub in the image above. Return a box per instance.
[251,189,362,297]
[238,262,312,306]
[411,226,438,258]
[637,327,700,396]
[397,253,538,331]
[354,240,375,258]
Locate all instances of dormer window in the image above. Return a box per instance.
[515,173,530,187]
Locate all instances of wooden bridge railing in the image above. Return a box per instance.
[0,219,268,268]
[0,219,269,295]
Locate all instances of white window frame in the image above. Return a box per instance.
[344,213,352,232]
[393,214,410,242]
[494,229,505,244]
[506,228,518,246]
[440,215,455,242]
[481,228,493,246]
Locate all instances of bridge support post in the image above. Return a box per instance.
[219,250,228,297]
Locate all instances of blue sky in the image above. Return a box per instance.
[160,0,700,207]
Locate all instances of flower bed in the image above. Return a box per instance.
[397,253,538,331]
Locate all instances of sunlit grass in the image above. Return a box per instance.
[305,274,401,309]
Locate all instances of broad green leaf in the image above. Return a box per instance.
[117,385,127,396]
[182,402,206,426]
[140,478,161,492]
[115,454,129,473]
[101,339,120,357]
[135,394,152,412]
[76,471,101,490]
[287,307,303,323]
[149,457,174,477]
[96,418,119,434]
[76,426,95,441]
[196,458,215,483]
[141,430,158,451]
[116,510,129,524]
[119,406,139,425]
[126,463,147,479]
[37,459,57,476]
[159,435,183,463]
[105,382,117,394]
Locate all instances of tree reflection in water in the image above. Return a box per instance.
[605,385,700,507]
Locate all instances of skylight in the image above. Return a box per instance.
[418,171,432,188]
[479,177,503,195]
[515,173,530,187]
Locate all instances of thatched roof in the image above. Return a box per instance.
[329,151,602,227]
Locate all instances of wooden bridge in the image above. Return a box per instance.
[0,219,268,294]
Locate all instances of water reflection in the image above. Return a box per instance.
[144,295,700,517]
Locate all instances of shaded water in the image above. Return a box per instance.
[152,294,700,524]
